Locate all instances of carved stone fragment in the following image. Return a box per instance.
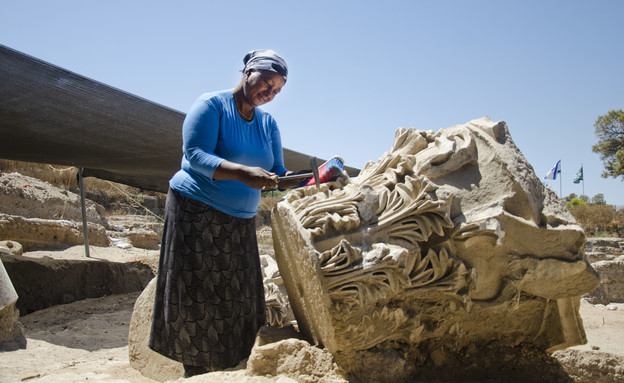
[271,117,600,377]
[0,255,25,351]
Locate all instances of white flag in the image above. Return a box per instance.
[544,160,561,180]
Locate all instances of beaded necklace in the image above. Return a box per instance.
[234,91,254,121]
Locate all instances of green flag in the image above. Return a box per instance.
[573,166,583,184]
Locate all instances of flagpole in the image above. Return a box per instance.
[560,171,562,198]
[582,163,584,196]
[559,160,562,198]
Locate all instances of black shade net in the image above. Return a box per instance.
[0,45,359,193]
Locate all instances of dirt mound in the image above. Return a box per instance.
[0,172,104,223]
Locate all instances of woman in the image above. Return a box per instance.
[149,49,297,377]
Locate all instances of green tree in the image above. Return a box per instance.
[569,198,589,207]
[564,193,578,203]
[591,193,606,205]
[592,109,624,180]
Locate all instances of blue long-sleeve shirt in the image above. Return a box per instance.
[169,90,288,218]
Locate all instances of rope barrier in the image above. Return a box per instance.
[104,181,165,223]
[47,165,74,172]
[4,162,165,223]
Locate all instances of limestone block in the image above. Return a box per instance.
[261,254,295,328]
[590,256,624,303]
[0,257,25,350]
[0,302,25,350]
[126,229,159,250]
[584,237,623,263]
[247,326,347,382]
[583,237,624,304]
[105,214,164,235]
[128,277,183,382]
[0,254,18,309]
[0,240,22,256]
[0,214,109,250]
[105,215,163,250]
[272,117,600,377]
[585,237,624,254]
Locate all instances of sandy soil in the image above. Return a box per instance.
[0,246,262,383]
[0,245,622,383]
[569,300,624,357]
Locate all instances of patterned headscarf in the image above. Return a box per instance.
[243,49,288,81]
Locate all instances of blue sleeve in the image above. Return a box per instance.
[182,98,225,180]
[270,123,288,176]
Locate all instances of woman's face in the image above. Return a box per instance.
[244,69,286,107]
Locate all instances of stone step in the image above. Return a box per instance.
[584,238,624,255]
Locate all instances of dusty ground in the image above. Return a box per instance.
[0,245,622,383]
[0,246,291,383]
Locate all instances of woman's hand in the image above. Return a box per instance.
[277,170,312,190]
[240,166,279,189]
[213,161,278,189]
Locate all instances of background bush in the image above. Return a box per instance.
[569,204,624,237]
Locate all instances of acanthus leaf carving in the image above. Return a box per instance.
[293,188,364,237]
[264,282,288,327]
[319,240,410,307]
[370,175,453,248]
[406,247,467,293]
[339,306,413,351]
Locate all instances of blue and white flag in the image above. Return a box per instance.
[544,160,561,180]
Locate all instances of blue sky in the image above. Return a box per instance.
[2,1,623,206]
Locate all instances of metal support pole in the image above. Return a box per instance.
[79,167,90,258]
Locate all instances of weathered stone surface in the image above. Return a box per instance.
[0,214,109,250]
[588,256,624,303]
[247,326,347,382]
[128,277,183,382]
[105,215,163,250]
[583,237,624,304]
[585,237,624,263]
[272,117,600,380]
[553,349,624,383]
[125,229,159,250]
[0,172,104,223]
[0,256,25,350]
[105,214,164,236]
[0,302,25,351]
[262,254,295,328]
[0,240,22,256]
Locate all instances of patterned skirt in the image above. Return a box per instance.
[149,188,266,368]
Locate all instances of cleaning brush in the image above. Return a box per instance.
[300,156,345,187]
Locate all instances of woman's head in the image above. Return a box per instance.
[240,49,288,107]
[243,49,288,81]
